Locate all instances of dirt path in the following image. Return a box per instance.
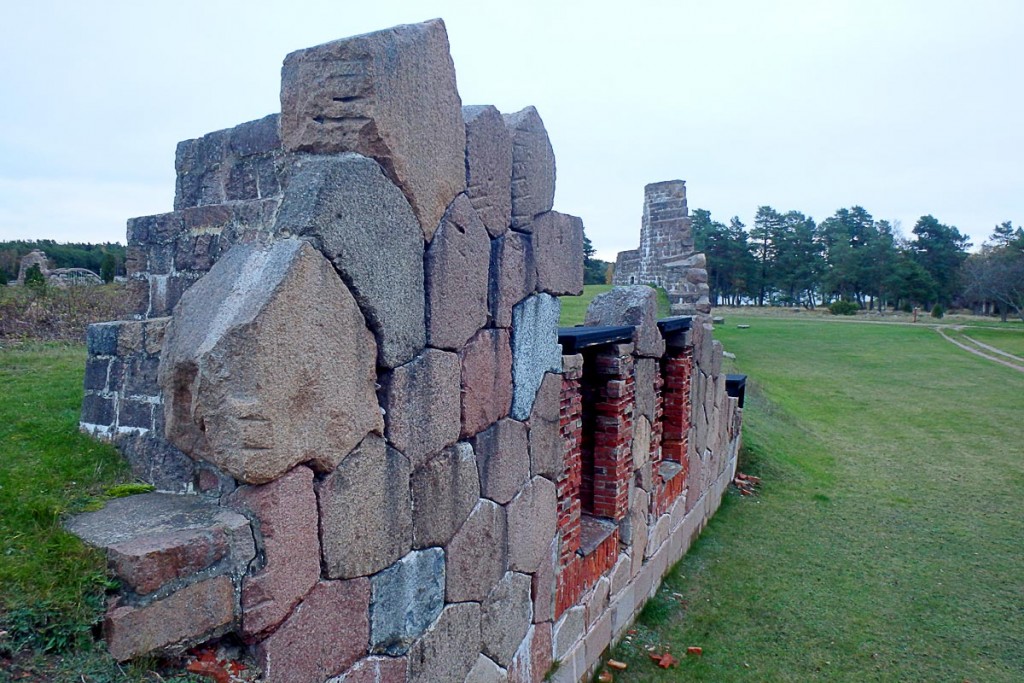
[935,327,1024,373]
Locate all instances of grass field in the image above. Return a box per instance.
[609,315,1024,682]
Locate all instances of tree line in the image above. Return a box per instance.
[0,240,126,285]
[690,205,1023,320]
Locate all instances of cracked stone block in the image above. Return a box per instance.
[503,107,555,231]
[527,372,562,481]
[226,466,321,637]
[407,602,481,683]
[532,538,557,624]
[632,415,652,470]
[466,654,509,683]
[105,575,235,661]
[470,418,530,505]
[634,358,657,423]
[379,348,461,468]
[489,231,536,328]
[257,578,370,683]
[481,572,533,667]
[510,294,562,420]
[280,19,465,239]
[585,285,665,358]
[411,442,480,548]
[460,328,513,439]
[275,153,425,369]
[506,477,557,573]
[426,194,490,350]
[463,105,512,237]
[532,211,584,297]
[318,434,413,578]
[370,548,445,655]
[158,239,382,484]
[446,499,507,603]
[66,493,253,599]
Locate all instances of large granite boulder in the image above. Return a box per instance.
[317,435,412,578]
[425,195,490,350]
[369,548,445,655]
[275,154,425,368]
[379,348,461,467]
[463,105,512,237]
[532,211,584,296]
[280,19,465,239]
[489,231,536,328]
[158,239,382,485]
[585,285,665,358]
[460,328,513,438]
[226,466,321,637]
[503,107,555,231]
[510,294,562,420]
[411,442,480,548]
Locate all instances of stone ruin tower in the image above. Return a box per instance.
[67,19,744,683]
[612,180,711,314]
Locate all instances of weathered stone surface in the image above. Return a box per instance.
[280,19,465,239]
[506,477,557,573]
[507,622,552,683]
[446,499,507,602]
[527,372,562,481]
[503,107,555,231]
[411,442,480,548]
[531,538,557,623]
[510,294,562,420]
[426,195,490,350]
[634,358,657,423]
[226,466,321,637]
[174,114,282,210]
[257,579,370,683]
[630,489,650,576]
[318,435,412,578]
[329,656,408,683]
[463,105,512,237]
[379,349,461,467]
[275,154,425,368]
[466,654,508,683]
[407,603,481,683]
[460,328,513,438]
[584,576,609,628]
[66,492,253,597]
[585,285,665,358]
[481,572,533,667]
[553,606,584,661]
[489,231,535,328]
[470,418,530,505]
[105,575,235,661]
[370,548,445,655]
[532,211,583,296]
[632,415,652,470]
[158,239,381,484]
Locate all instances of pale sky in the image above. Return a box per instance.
[1,0,1021,261]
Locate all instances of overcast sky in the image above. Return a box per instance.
[1,0,1020,261]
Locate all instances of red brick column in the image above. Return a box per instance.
[589,345,634,521]
[662,347,693,465]
[557,364,583,567]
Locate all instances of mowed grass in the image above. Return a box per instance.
[953,326,1024,359]
[611,316,1024,682]
[0,343,130,654]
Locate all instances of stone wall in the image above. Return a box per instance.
[612,181,712,314]
[68,19,742,683]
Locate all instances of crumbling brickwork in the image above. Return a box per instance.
[69,18,743,683]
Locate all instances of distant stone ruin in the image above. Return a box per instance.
[14,249,103,286]
[68,19,743,683]
[612,181,712,314]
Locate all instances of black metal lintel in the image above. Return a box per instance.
[557,325,635,354]
[656,316,693,334]
[726,374,747,408]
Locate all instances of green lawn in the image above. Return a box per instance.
[612,316,1024,682]
[954,326,1024,359]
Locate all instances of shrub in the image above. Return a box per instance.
[24,263,47,293]
[931,304,945,319]
[829,300,859,316]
